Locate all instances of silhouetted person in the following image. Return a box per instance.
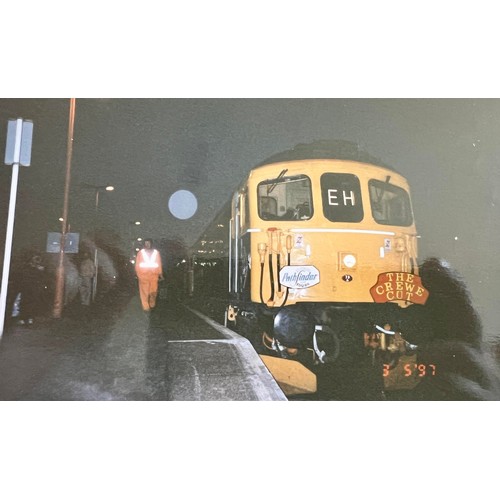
[78,251,96,307]
[17,254,47,325]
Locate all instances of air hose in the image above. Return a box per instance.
[280,235,293,307]
[267,229,275,305]
[258,243,267,304]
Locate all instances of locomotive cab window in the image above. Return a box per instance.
[321,173,363,222]
[258,175,312,221]
[369,179,413,226]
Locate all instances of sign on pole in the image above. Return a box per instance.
[0,118,34,337]
[46,232,80,254]
[4,119,33,166]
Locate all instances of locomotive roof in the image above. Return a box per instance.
[255,140,398,173]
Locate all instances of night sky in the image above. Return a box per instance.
[1,98,499,340]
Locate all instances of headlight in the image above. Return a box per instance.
[342,253,357,268]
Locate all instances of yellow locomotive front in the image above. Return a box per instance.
[228,158,430,397]
[247,159,419,308]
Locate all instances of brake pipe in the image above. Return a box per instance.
[375,324,395,335]
[276,231,283,298]
[279,234,293,307]
[258,243,267,304]
[267,229,275,306]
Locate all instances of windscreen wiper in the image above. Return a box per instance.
[267,169,288,194]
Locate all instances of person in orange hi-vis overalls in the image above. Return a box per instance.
[134,238,164,312]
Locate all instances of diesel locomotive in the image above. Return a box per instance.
[186,141,480,399]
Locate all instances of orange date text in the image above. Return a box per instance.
[383,363,436,377]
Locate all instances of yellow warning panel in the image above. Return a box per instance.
[260,355,317,396]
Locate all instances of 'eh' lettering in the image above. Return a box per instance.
[327,189,356,206]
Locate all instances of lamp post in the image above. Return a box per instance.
[81,183,114,301]
[53,98,76,319]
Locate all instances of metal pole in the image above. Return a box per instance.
[0,119,23,337]
[92,189,99,302]
[53,98,76,318]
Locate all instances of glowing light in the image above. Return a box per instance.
[168,190,198,220]
[343,254,357,268]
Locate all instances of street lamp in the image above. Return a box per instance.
[81,183,115,301]
[93,184,114,215]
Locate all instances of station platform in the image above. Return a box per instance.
[0,288,288,401]
[165,307,287,400]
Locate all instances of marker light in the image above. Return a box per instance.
[342,254,357,268]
